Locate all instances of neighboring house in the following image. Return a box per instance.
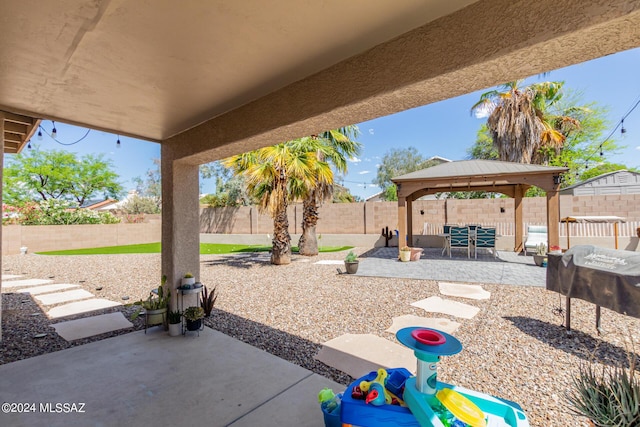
[560,170,640,196]
[80,199,119,210]
[365,191,384,202]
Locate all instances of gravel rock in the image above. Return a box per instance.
[2,250,639,427]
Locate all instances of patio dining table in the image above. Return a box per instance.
[438,229,500,257]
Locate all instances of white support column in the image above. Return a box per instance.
[161,143,201,310]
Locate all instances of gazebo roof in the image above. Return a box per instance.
[392,159,567,181]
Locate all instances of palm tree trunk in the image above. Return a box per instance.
[271,182,291,265]
[298,196,319,256]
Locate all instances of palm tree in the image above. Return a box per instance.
[471,81,580,164]
[224,139,319,265]
[297,127,361,256]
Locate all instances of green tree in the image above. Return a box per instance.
[298,127,361,256]
[132,158,161,211]
[577,163,632,181]
[374,147,441,201]
[224,138,320,265]
[3,148,123,206]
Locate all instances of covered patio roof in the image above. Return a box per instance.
[1,1,640,340]
[392,160,569,252]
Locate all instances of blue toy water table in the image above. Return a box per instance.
[337,327,530,427]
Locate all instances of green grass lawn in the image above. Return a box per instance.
[37,243,353,255]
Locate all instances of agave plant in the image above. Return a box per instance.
[567,360,640,426]
[200,285,218,317]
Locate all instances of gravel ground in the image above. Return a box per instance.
[2,250,640,427]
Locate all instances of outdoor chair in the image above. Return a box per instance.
[441,224,454,255]
[473,227,497,259]
[524,225,548,255]
[449,226,470,258]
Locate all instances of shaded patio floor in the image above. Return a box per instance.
[0,327,339,427]
[355,247,547,287]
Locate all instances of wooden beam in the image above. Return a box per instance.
[547,190,561,248]
[514,184,524,252]
[3,112,36,126]
[3,133,22,143]
[3,122,28,135]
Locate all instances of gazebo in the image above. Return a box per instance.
[392,160,568,252]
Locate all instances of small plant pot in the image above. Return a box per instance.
[145,307,167,326]
[344,261,359,274]
[186,318,202,331]
[181,277,196,287]
[180,282,203,294]
[168,322,182,337]
[533,254,547,267]
[399,250,411,262]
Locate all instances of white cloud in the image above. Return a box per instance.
[636,146,640,150]
[368,128,375,135]
[375,163,380,168]
[358,171,370,175]
[348,157,361,163]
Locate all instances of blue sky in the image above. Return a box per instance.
[16,47,640,201]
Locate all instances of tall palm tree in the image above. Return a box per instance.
[297,126,361,256]
[224,139,319,265]
[471,81,580,164]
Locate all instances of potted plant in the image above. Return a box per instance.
[183,306,204,331]
[167,309,182,336]
[399,246,411,262]
[548,245,562,254]
[344,251,359,274]
[181,273,196,288]
[129,275,170,328]
[533,242,548,267]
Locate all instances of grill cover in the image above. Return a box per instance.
[546,245,640,318]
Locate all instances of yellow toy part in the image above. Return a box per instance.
[359,368,406,407]
[436,388,487,427]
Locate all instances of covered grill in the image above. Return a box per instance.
[547,245,640,332]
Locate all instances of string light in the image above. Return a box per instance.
[27,141,32,149]
[621,118,626,136]
[51,121,57,139]
[37,130,42,140]
[38,124,90,146]
[116,135,121,148]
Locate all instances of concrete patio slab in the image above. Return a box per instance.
[1,274,22,280]
[52,312,133,341]
[411,296,480,319]
[315,333,415,379]
[385,315,461,335]
[35,289,94,305]
[2,278,53,288]
[16,283,80,295]
[0,328,340,427]
[47,299,121,319]
[438,282,491,300]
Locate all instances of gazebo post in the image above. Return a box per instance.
[406,198,413,247]
[397,197,407,254]
[514,184,524,253]
[546,189,561,249]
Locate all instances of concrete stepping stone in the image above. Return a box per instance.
[17,283,80,295]
[438,282,491,300]
[52,312,133,341]
[2,279,53,288]
[385,315,460,335]
[411,296,480,319]
[315,333,415,379]
[1,274,22,280]
[48,299,121,319]
[35,289,94,306]
[314,260,344,265]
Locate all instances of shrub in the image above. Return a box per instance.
[3,200,121,225]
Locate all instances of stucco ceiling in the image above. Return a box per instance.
[0,0,478,143]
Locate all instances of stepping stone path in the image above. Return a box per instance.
[411,296,480,319]
[385,315,460,335]
[438,282,491,300]
[317,281,490,376]
[2,275,130,342]
[314,334,416,379]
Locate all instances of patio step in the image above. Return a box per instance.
[2,278,53,288]
[385,315,460,335]
[438,282,491,300]
[16,283,80,295]
[35,289,95,306]
[47,299,121,319]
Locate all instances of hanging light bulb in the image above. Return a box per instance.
[37,129,43,140]
[51,121,57,139]
[599,148,603,157]
[27,141,32,149]
[621,118,626,137]
[116,135,121,148]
